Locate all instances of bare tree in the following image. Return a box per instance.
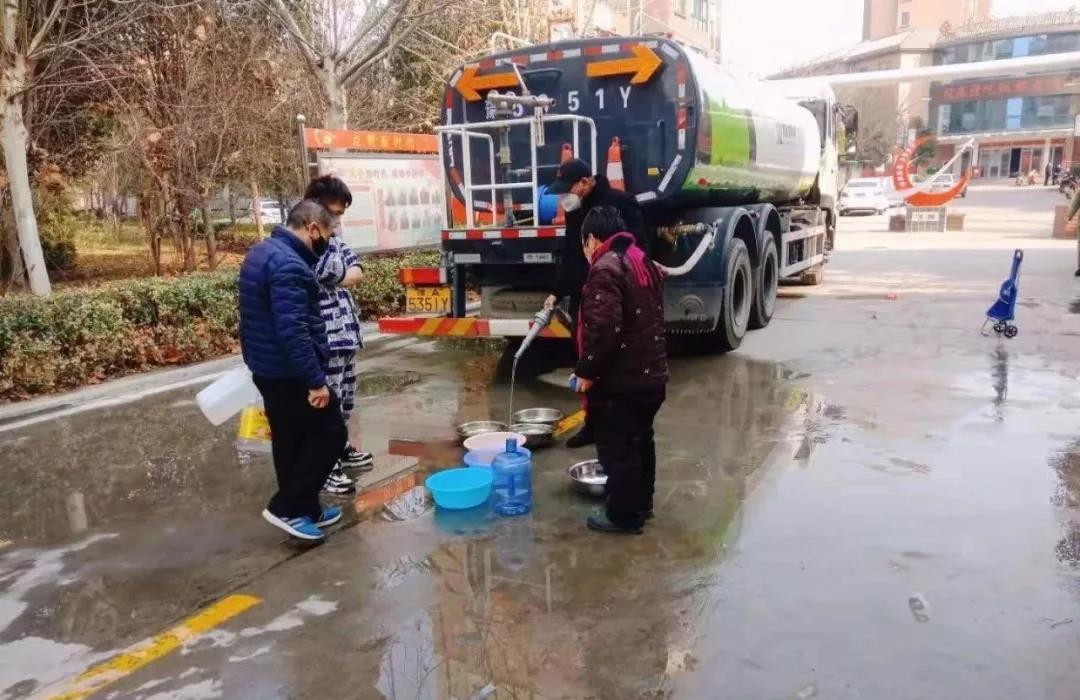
[107,2,287,273]
[264,0,464,129]
[0,0,165,295]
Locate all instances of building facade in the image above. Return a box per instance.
[550,0,720,57]
[773,29,939,151]
[929,12,1080,178]
[863,0,989,41]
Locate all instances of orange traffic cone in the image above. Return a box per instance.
[607,137,625,192]
[553,143,573,225]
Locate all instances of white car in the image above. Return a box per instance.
[839,178,893,216]
[929,173,967,197]
[253,199,285,225]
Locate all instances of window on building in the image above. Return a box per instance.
[1005,97,1023,130]
[942,94,1074,135]
[693,0,708,21]
[675,0,687,17]
[934,32,1080,66]
[900,12,910,28]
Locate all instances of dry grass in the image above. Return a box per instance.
[51,219,248,290]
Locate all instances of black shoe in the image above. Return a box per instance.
[566,428,595,449]
[586,513,643,535]
[322,464,356,495]
[341,444,374,472]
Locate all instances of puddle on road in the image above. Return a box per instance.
[355,370,422,397]
[0,347,857,699]
[352,353,837,699]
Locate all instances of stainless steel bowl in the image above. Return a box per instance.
[511,408,565,427]
[509,423,555,449]
[456,420,507,441]
[568,459,607,497]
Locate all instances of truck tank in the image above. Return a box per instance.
[440,36,821,215]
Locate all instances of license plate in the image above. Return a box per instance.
[406,286,451,314]
[523,252,553,263]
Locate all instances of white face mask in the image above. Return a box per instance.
[561,193,582,212]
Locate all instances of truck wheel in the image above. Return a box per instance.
[708,237,752,352]
[748,236,778,330]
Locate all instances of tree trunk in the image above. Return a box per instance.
[2,217,25,290]
[250,175,264,237]
[201,197,217,269]
[1,60,50,295]
[322,64,347,130]
[139,196,162,276]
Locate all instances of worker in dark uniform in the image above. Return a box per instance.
[543,158,647,448]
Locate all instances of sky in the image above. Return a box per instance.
[721,0,1080,76]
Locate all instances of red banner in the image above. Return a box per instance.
[303,128,438,153]
[932,74,1076,103]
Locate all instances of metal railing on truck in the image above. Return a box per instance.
[436,107,598,230]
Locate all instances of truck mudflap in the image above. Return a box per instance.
[378,316,573,339]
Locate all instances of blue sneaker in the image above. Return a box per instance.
[315,506,342,528]
[262,509,324,541]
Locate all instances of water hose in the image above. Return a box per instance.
[656,223,715,277]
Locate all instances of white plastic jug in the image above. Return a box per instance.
[197,366,257,425]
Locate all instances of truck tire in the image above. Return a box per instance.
[748,235,778,330]
[708,237,752,352]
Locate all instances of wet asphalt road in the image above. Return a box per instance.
[3,185,1080,699]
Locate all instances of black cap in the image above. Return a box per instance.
[547,158,592,194]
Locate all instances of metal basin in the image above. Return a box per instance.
[509,423,555,449]
[511,408,565,427]
[456,420,507,442]
[568,460,607,498]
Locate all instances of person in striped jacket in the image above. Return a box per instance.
[305,176,374,493]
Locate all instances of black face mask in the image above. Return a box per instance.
[312,235,329,256]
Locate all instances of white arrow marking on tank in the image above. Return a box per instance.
[660,155,682,191]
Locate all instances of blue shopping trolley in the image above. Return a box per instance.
[981,249,1023,339]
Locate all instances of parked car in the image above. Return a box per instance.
[251,199,285,225]
[839,178,893,215]
[929,173,967,198]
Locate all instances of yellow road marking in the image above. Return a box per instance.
[47,594,261,700]
[555,409,586,439]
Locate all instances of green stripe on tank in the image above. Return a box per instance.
[708,103,751,168]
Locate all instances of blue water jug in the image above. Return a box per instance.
[491,438,533,516]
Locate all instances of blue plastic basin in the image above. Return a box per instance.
[425,467,494,510]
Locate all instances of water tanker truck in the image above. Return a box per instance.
[379,35,858,353]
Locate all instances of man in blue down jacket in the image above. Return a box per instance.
[238,200,346,542]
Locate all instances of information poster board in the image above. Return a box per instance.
[317,153,444,254]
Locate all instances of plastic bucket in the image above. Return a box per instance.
[197,366,258,426]
[425,467,494,510]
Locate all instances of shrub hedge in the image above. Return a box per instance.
[0,248,441,400]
